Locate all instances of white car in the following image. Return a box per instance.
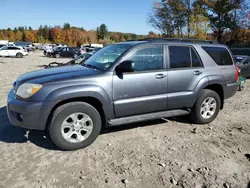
[0,46,28,58]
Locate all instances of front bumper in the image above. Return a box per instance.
[7,90,46,130]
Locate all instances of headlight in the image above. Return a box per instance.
[16,83,43,98]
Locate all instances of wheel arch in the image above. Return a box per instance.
[46,96,108,131]
[203,84,224,109]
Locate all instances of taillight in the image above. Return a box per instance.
[235,65,239,81]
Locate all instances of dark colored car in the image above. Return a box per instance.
[7,38,238,150]
[45,53,92,68]
[234,55,250,77]
[52,47,81,58]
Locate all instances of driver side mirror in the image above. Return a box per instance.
[116,60,135,73]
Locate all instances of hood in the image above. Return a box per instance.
[16,65,101,87]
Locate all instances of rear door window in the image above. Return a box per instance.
[202,46,233,66]
[169,46,191,69]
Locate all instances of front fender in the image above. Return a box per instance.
[36,85,114,130]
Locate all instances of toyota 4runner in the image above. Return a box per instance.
[7,39,238,150]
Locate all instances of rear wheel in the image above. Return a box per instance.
[48,102,102,150]
[55,54,60,58]
[73,54,78,59]
[191,89,221,124]
[16,53,23,58]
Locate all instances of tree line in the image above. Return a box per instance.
[1,0,250,46]
[0,23,146,46]
[148,0,250,45]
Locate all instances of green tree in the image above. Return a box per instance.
[124,34,129,41]
[195,0,240,42]
[148,0,189,38]
[97,24,108,40]
[131,34,137,40]
[43,25,50,41]
[18,26,24,32]
[190,2,209,39]
[13,27,18,33]
[63,23,71,30]
[28,26,33,31]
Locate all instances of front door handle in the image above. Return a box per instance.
[155,74,166,79]
[193,70,202,76]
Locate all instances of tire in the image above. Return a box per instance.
[191,89,221,124]
[55,54,60,58]
[16,53,23,58]
[48,102,102,151]
[73,54,78,59]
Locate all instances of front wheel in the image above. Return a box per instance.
[191,89,221,124]
[48,102,102,150]
[16,53,23,58]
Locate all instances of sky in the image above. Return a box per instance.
[0,0,157,35]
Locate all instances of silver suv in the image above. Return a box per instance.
[7,39,238,150]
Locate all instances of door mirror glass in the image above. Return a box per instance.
[116,60,135,73]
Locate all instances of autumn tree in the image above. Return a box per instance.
[0,31,5,40]
[49,26,63,43]
[23,31,35,42]
[148,31,159,38]
[15,31,23,41]
[7,30,15,41]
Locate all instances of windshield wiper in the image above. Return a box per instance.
[83,64,103,71]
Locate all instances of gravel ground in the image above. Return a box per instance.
[0,52,249,188]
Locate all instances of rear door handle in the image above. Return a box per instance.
[193,70,202,75]
[155,74,166,79]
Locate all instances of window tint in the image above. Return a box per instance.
[1,46,8,50]
[191,48,202,67]
[126,46,163,71]
[8,47,19,50]
[202,46,233,66]
[169,46,191,68]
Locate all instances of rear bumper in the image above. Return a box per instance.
[7,90,47,130]
[224,83,238,99]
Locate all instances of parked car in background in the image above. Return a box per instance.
[0,46,28,58]
[14,41,32,48]
[44,46,63,56]
[234,55,250,77]
[51,47,81,58]
[89,47,102,55]
[44,53,93,69]
[0,44,6,48]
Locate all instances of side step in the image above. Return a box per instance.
[108,109,190,127]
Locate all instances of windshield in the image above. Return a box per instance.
[84,44,131,71]
[234,56,245,64]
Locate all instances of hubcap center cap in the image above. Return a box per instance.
[74,123,81,131]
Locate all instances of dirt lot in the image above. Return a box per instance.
[0,52,249,188]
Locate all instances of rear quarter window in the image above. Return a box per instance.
[202,46,233,66]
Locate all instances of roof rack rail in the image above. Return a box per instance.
[130,38,218,44]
